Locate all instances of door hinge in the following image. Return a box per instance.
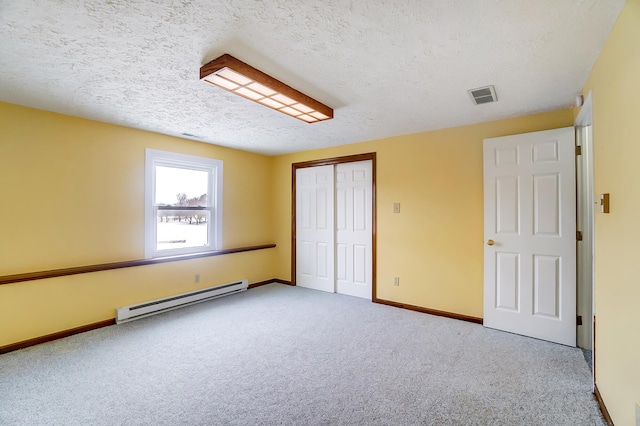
[577,315,583,326]
[576,231,583,241]
[576,145,582,155]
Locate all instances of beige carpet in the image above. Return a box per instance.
[0,283,604,425]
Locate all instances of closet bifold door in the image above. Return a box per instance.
[295,165,335,293]
[335,161,373,299]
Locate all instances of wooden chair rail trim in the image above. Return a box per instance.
[0,244,276,286]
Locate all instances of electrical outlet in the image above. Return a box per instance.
[393,276,400,286]
[194,274,200,283]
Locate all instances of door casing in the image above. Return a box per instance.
[291,153,377,300]
[575,91,595,353]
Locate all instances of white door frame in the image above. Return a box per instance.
[291,153,377,300]
[575,92,595,353]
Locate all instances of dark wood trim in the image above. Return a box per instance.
[0,244,276,286]
[373,298,484,324]
[248,278,293,289]
[1,278,292,355]
[200,54,333,119]
[293,153,377,169]
[248,279,274,289]
[291,153,377,300]
[593,315,597,381]
[291,164,297,287]
[594,384,614,426]
[0,319,115,355]
[372,155,377,302]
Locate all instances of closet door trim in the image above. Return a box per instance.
[291,152,377,300]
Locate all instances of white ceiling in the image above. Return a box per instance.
[0,0,625,156]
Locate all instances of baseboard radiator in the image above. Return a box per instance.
[115,279,248,324]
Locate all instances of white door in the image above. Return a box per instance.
[483,127,576,346]
[335,161,373,299]
[296,165,335,293]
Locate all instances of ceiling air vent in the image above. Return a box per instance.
[181,132,204,139]
[468,85,497,105]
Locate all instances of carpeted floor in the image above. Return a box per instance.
[0,283,604,425]
[582,348,594,373]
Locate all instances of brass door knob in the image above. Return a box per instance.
[487,240,495,246]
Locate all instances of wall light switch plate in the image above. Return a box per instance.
[393,203,400,214]
[600,193,610,213]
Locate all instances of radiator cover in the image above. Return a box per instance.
[115,279,248,324]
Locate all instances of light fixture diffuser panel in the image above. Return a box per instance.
[259,98,285,109]
[298,114,318,123]
[200,54,333,123]
[280,106,303,116]
[310,111,329,120]
[248,82,276,97]
[236,87,264,100]
[204,74,239,91]
[293,103,313,113]
[218,68,252,86]
[271,94,296,106]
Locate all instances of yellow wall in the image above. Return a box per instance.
[2,3,635,418]
[271,109,573,318]
[0,102,276,347]
[581,0,640,424]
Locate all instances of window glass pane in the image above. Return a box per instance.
[155,166,209,206]
[155,165,210,252]
[157,209,210,251]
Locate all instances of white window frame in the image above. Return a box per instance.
[144,149,223,259]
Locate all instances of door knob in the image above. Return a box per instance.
[487,240,495,246]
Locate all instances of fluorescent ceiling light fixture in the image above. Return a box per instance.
[200,54,333,123]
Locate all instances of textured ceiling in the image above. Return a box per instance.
[0,0,625,155]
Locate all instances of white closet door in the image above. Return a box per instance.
[296,165,335,293]
[335,161,372,299]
